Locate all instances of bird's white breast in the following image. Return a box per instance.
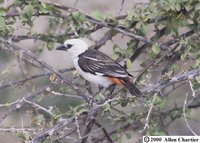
[73,57,112,87]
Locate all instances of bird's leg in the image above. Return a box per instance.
[91,85,115,104]
[98,85,104,92]
[105,84,116,105]
[91,85,105,96]
[106,84,116,97]
[108,84,116,95]
[94,85,107,95]
[101,85,116,114]
[89,85,104,107]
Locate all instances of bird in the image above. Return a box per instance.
[56,39,142,96]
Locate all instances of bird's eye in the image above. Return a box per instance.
[67,44,73,49]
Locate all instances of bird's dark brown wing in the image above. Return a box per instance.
[78,49,130,78]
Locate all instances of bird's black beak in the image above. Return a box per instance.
[56,44,67,51]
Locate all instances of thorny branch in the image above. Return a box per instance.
[0,83,53,124]
[0,37,91,103]
[0,68,74,90]
[183,81,198,136]
[24,99,52,116]
[94,122,114,143]
[1,27,200,142]
[142,68,200,93]
[1,1,200,143]
[30,67,200,142]
[141,95,156,133]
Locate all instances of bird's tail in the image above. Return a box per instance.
[122,79,142,96]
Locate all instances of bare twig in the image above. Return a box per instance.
[51,91,84,99]
[0,100,20,107]
[183,93,198,136]
[0,84,53,124]
[0,2,199,143]
[117,0,125,14]
[188,80,196,97]
[0,127,40,133]
[81,118,95,143]
[94,30,116,49]
[142,68,200,94]
[35,1,152,45]
[69,23,79,37]
[0,37,90,103]
[0,68,74,90]
[75,115,82,139]
[31,82,200,143]
[24,99,52,116]
[94,122,114,143]
[73,0,80,7]
[141,95,156,133]
[31,117,75,143]
[182,81,198,136]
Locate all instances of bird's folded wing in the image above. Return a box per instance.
[78,49,129,78]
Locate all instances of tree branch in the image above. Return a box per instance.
[0,68,74,90]
[142,68,200,94]
[0,84,53,124]
[0,37,91,103]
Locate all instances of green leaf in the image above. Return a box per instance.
[0,8,6,16]
[20,5,33,26]
[72,11,86,22]
[195,76,200,83]
[94,92,104,100]
[0,16,6,27]
[47,41,54,50]
[193,60,200,68]
[112,134,119,141]
[34,94,43,102]
[126,40,137,57]
[72,11,80,20]
[36,114,45,124]
[175,3,181,11]
[195,3,200,10]
[127,10,134,20]
[91,11,104,21]
[181,52,188,60]
[102,104,110,112]
[140,23,147,35]
[125,46,133,57]
[147,50,156,59]
[126,59,132,69]
[170,110,180,119]
[41,2,47,9]
[135,21,142,29]
[154,95,165,108]
[111,53,119,60]
[140,62,146,68]
[120,99,128,107]
[20,14,28,22]
[113,44,125,55]
[24,5,33,19]
[15,0,27,5]
[0,16,10,36]
[39,2,52,13]
[152,44,160,54]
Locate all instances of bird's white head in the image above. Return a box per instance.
[56,39,88,59]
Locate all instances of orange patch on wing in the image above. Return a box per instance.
[107,77,124,85]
